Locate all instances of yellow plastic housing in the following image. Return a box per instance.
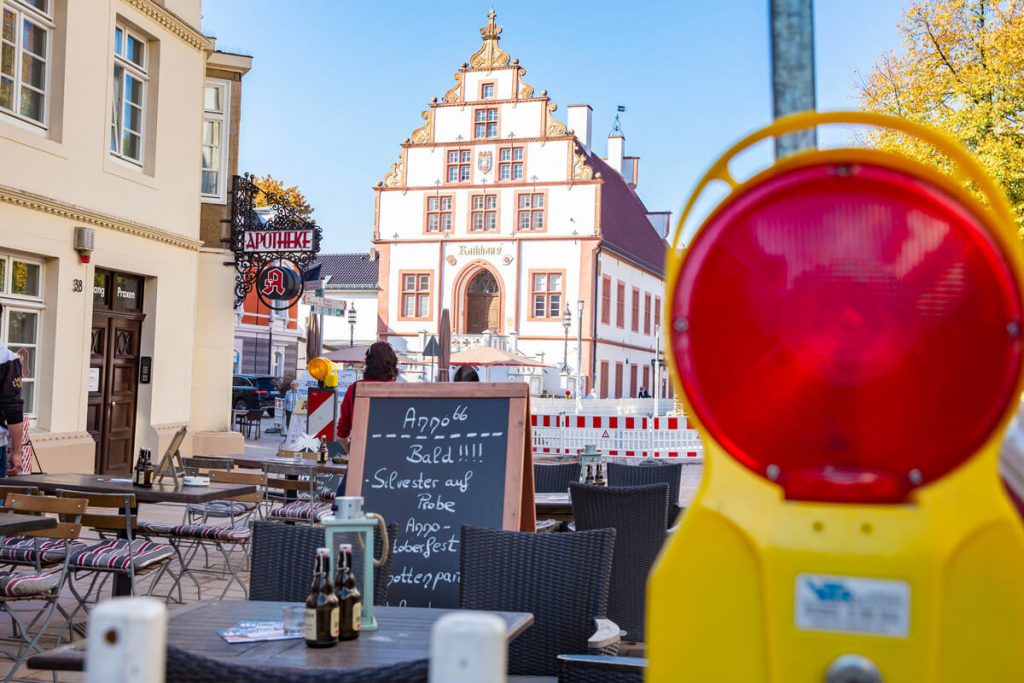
[648,111,1024,682]
[307,356,338,388]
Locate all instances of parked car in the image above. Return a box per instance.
[232,374,281,415]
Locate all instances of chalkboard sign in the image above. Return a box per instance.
[346,383,533,608]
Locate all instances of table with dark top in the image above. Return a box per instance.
[0,513,57,536]
[4,473,257,504]
[29,600,534,673]
[209,452,347,475]
[535,491,572,516]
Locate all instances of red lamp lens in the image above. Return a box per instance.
[672,163,1022,503]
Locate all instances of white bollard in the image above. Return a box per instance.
[429,612,507,683]
[85,597,167,683]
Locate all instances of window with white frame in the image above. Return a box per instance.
[201,80,229,200]
[0,252,44,416]
[1,0,52,127]
[110,22,148,164]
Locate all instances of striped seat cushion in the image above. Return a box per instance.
[171,524,251,542]
[0,569,61,597]
[186,501,258,518]
[270,501,332,521]
[136,521,180,536]
[0,536,85,564]
[68,539,174,571]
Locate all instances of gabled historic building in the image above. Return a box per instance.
[374,10,673,398]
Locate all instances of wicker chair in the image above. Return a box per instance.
[557,654,647,683]
[569,482,668,643]
[249,521,397,604]
[534,463,581,493]
[459,525,620,677]
[165,645,428,682]
[606,462,683,526]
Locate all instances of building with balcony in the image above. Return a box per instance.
[374,10,673,398]
[0,0,250,472]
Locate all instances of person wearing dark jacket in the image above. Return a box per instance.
[0,304,24,478]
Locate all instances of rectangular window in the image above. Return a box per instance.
[110,23,148,164]
[473,107,498,138]
[601,276,611,325]
[530,272,563,319]
[631,288,640,332]
[654,296,661,330]
[446,149,471,183]
[0,252,43,416]
[643,366,650,393]
[498,146,524,181]
[400,272,432,320]
[201,80,229,200]
[600,361,609,399]
[615,363,623,399]
[630,364,638,398]
[425,195,453,233]
[644,293,652,334]
[516,192,545,231]
[470,193,497,232]
[480,82,494,99]
[616,281,625,329]
[0,1,52,127]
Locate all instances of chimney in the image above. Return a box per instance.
[607,133,625,178]
[567,104,593,153]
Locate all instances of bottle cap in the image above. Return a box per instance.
[338,543,353,552]
[316,547,331,556]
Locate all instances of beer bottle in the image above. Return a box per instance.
[318,437,328,464]
[304,548,340,647]
[337,544,361,640]
[141,449,154,488]
[585,464,595,485]
[133,450,144,486]
[595,462,606,487]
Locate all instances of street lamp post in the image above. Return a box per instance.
[348,304,357,348]
[576,299,584,402]
[561,304,572,378]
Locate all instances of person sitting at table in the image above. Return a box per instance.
[336,341,399,453]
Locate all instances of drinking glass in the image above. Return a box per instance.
[283,605,305,636]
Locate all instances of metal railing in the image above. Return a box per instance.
[531,397,683,417]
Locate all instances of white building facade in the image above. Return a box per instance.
[374,11,672,398]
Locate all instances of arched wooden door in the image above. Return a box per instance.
[466,271,500,333]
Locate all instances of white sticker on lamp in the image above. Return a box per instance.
[795,574,910,637]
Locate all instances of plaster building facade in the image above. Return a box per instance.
[0,0,248,472]
[374,10,672,398]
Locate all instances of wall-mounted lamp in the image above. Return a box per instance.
[74,226,95,264]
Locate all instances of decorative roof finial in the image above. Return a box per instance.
[469,9,511,69]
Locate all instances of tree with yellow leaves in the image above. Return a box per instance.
[251,174,314,219]
[859,0,1024,233]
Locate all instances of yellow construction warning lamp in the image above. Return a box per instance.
[648,111,1024,682]
[307,356,338,388]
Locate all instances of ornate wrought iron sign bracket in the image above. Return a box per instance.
[229,173,322,308]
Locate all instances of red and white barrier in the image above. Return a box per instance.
[530,413,703,459]
[306,389,337,443]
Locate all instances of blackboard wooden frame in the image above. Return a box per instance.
[345,382,534,532]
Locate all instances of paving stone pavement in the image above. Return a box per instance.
[0,500,252,682]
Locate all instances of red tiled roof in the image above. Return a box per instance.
[585,148,667,276]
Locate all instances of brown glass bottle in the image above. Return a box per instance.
[141,450,153,488]
[305,547,339,648]
[336,544,362,640]
[132,450,144,486]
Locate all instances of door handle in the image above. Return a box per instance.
[111,401,117,406]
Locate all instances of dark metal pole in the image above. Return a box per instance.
[268,316,273,374]
[770,0,817,157]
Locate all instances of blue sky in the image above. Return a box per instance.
[201,0,909,253]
